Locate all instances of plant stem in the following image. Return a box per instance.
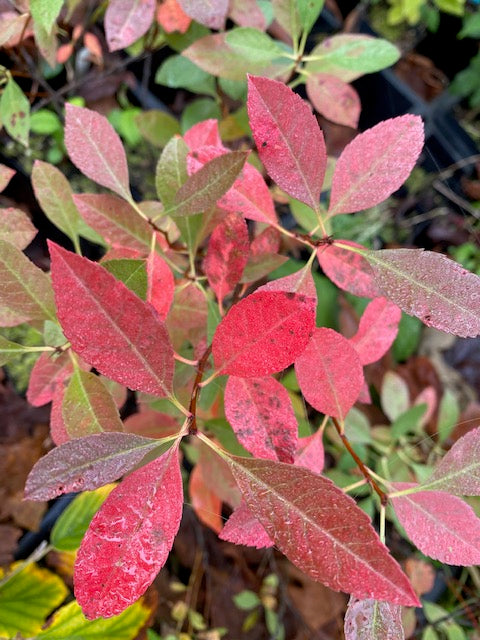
[379,504,386,544]
[186,345,213,435]
[331,417,388,506]
[0,541,52,588]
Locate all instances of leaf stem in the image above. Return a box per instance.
[331,417,388,506]
[186,345,213,435]
[168,393,191,418]
[0,541,52,588]
[342,478,368,494]
[379,504,386,544]
[173,352,198,366]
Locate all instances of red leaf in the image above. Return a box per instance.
[156,0,191,34]
[49,242,174,397]
[317,241,381,298]
[0,207,36,250]
[391,483,480,565]
[203,212,249,304]
[229,0,267,30]
[247,75,326,211]
[25,432,164,501]
[188,145,277,224]
[250,227,281,256]
[421,426,480,495]
[50,383,69,445]
[295,328,364,420]
[177,0,229,30]
[105,0,156,51]
[167,282,208,347]
[65,104,130,199]
[124,409,179,439]
[26,351,73,407]
[365,248,480,338]
[258,264,317,300]
[73,194,153,253]
[146,252,175,319]
[344,597,404,640]
[225,376,298,463]
[227,455,419,606]
[75,445,183,619]
[349,297,401,365]
[189,462,223,534]
[295,430,325,474]
[328,115,424,216]
[212,291,315,377]
[306,73,361,128]
[184,119,223,150]
[219,501,273,548]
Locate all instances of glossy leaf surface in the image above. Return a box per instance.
[365,248,480,337]
[295,328,364,419]
[212,291,315,377]
[349,297,401,364]
[328,116,424,215]
[391,483,480,564]
[74,446,182,619]
[25,432,164,501]
[225,376,298,463]
[344,597,404,640]
[49,242,174,396]
[65,104,130,199]
[227,455,419,605]
[421,426,480,495]
[105,0,156,51]
[306,73,360,128]
[203,212,249,303]
[317,241,381,298]
[248,75,326,210]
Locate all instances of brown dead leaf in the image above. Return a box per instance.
[0,524,22,565]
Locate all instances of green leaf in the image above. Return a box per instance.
[135,110,180,148]
[36,598,151,639]
[180,97,222,132]
[62,369,124,438]
[391,403,427,438]
[103,259,148,299]
[155,54,217,97]
[459,12,480,39]
[168,151,248,217]
[0,238,56,326]
[32,160,83,252]
[437,389,460,443]
[30,0,64,34]
[381,371,410,422]
[434,0,465,16]
[0,563,67,638]
[0,76,30,146]
[164,21,210,52]
[305,35,400,82]
[156,136,189,208]
[0,334,39,366]
[51,484,116,551]
[30,109,62,135]
[344,407,371,444]
[233,590,261,610]
[393,313,423,361]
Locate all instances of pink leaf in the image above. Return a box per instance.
[250,227,281,256]
[225,376,298,463]
[25,432,164,501]
[0,208,36,250]
[349,297,401,365]
[189,462,223,534]
[220,501,273,548]
[344,597,404,640]
[74,445,182,619]
[414,386,437,428]
[295,430,325,474]
[50,383,69,445]
[188,145,277,224]
[328,115,424,216]
[391,483,480,565]
[124,409,180,439]
[227,455,419,606]
[317,241,381,298]
[26,351,73,407]
[258,264,317,300]
[422,426,480,495]
[0,164,15,192]
[73,194,152,253]
[156,0,191,34]
[177,0,229,30]
[105,0,156,51]
[247,75,326,211]
[365,248,480,338]
[147,252,175,319]
[229,0,267,30]
[295,328,364,420]
[184,119,223,150]
[65,104,130,199]
[203,212,249,304]
[306,73,361,128]
[167,282,208,347]
[212,291,315,377]
[49,241,174,397]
